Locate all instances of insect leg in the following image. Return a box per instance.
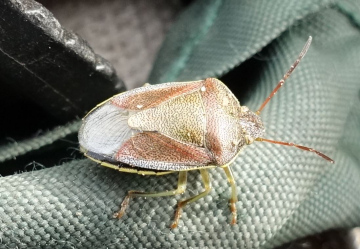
[114,171,187,219]
[223,166,238,225]
[171,169,211,229]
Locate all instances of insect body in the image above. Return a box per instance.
[78,36,333,229]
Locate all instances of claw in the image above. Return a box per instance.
[114,195,131,219]
[171,203,183,229]
[230,201,237,225]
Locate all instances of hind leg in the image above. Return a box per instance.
[114,171,187,218]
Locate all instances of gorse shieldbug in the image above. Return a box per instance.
[78,36,334,228]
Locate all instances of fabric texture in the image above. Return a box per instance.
[1,0,360,248]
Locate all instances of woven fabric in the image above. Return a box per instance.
[0,121,80,164]
[1,0,360,248]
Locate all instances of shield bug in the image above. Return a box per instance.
[78,36,334,229]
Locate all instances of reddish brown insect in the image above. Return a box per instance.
[78,36,333,229]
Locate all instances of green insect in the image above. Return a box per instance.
[78,36,333,228]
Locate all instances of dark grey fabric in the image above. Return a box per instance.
[1,0,360,248]
[39,0,183,89]
[0,121,80,164]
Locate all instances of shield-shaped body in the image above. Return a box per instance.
[79,78,252,173]
[78,37,334,229]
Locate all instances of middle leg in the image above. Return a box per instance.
[171,169,212,229]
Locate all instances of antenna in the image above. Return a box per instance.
[255,138,334,163]
[253,37,334,163]
[256,36,312,115]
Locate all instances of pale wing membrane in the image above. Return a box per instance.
[78,103,138,160]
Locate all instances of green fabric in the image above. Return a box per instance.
[1,0,360,248]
